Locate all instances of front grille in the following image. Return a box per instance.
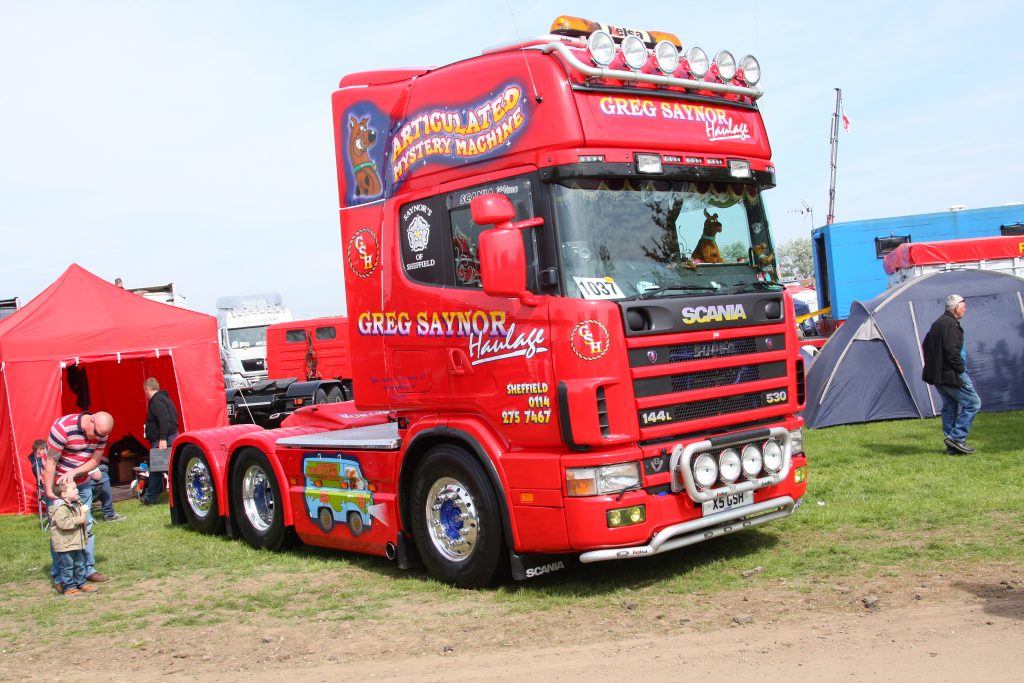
[638,390,770,428]
[241,358,266,372]
[673,391,767,422]
[628,334,784,368]
[671,338,756,361]
[672,365,758,392]
[596,386,610,437]
[635,361,787,398]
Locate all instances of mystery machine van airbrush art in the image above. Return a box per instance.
[304,454,377,536]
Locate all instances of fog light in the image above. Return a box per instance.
[728,159,751,178]
[741,444,762,478]
[684,46,709,78]
[607,504,646,528]
[622,35,648,70]
[739,54,761,86]
[587,31,616,67]
[635,153,662,174]
[654,40,679,74]
[762,439,783,474]
[714,50,737,81]
[794,465,808,485]
[693,452,718,488]
[719,448,741,484]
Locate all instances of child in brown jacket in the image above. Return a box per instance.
[49,481,99,596]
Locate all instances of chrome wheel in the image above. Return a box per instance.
[241,464,274,533]
[185,456,214,520]
[425,476,479,562]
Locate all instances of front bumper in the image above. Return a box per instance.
[579,495,799,563]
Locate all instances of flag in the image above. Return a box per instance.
[841,103,851,133]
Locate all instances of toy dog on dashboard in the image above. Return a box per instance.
[692,209,724,263]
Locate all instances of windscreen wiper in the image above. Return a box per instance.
[637,284,720,300]
[727,280,784,294]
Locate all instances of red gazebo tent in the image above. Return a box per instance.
[0,264,226,514]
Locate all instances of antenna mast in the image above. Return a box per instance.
[827,88,841,225]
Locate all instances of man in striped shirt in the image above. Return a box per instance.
[43,411,114,585]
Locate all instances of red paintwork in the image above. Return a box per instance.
[173,27,808,568]
[883,235,1024,274]
[265,316,352,381]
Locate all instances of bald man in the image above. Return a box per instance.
[43,411,114,587]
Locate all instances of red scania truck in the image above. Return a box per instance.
[169,16,809,587]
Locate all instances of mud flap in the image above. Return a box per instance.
[395,533,421,571]
[510,550,575,581]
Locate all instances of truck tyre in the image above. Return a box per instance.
[175,445,223,535]
[409,445,504,588]
[230,447,294,551]
[314,388,328,404]
[317,506,334,533]
[326,386,344,403]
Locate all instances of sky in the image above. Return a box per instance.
[2,0,1022,318]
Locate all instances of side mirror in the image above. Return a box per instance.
[471,194,544,306]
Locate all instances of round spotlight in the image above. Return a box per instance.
[714,50,737,82]
[693,453,719,489]
[741,443,763,478]
[654,40,679,74]
[762,439,783,474]
[622,35,648,70]
[740,54,761,86]
[684,46,709,78]
[587,31,616,67]
[719,448,741,484]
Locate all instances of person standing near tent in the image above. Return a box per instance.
[921,294,981,455]
[42,411,114,586]
[142,378,178,505]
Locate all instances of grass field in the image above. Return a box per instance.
[2,411,1022,645]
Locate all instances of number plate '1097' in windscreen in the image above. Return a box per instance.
[702,491,753,516]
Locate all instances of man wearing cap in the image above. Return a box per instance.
[921,294,981,455]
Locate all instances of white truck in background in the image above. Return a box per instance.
[216,293,292,388]
[0,297,19,321]
[129,283,189,308]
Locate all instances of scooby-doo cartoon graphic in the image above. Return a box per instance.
[692,208,725,263]
[348,115,383,197]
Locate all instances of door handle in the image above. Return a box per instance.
[447,348,473,376]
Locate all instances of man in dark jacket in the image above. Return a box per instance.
[921,294,981,455]
[143,378,179,504]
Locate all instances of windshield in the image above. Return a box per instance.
[226,325,268,349]
[553,179,777,299]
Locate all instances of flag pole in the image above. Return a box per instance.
[827,88,842,225]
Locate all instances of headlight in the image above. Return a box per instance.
[654,40,679,74]
[762,439,783,474]
[714,50,737,81]
[684,46,709,78]
[789,428,804,455]
[622,35,648,70]
[566,462,641,496]
[741,443,762,478]
[718,448,741,484]
[587,31,616,67]
[739,54,761,85]
[693,453,718,488]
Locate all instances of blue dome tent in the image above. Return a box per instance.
[804,270,1024,428]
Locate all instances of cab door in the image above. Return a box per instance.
[438,174,558,447]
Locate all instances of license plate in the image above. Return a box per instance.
[702,491,753,516]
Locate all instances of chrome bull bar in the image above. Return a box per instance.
[579,496,798,563]
[670,426,793,502]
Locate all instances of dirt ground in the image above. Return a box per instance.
[5,563,1023,681]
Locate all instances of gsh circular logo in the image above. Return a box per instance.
[347,228,379,278]
[570,320,610,361]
